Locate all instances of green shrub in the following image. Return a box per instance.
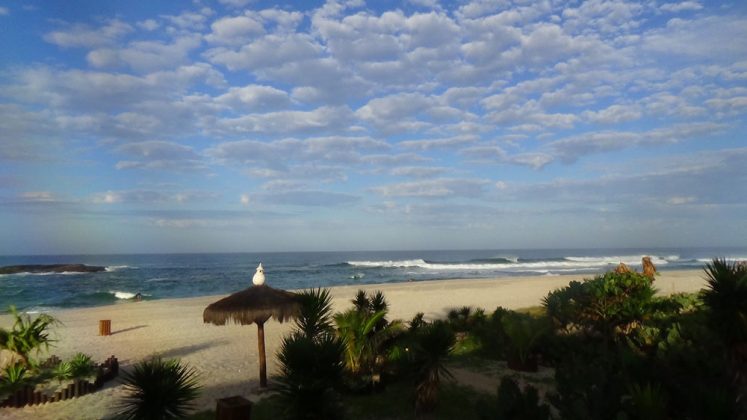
[118,357,201,419]
[295,288,335,340]
[0,362,30,395]
[543,272,656,340]
[0,306,59,366]
[476,377,551,420]
[52,361,73,382]
[69,353,95,378]
[277,332,345,419]
[501,312,548,371]
[413,321,455,415]
[472,307,510,360]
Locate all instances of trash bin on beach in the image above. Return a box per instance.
[98,320,111,336]
[216,395,252,420]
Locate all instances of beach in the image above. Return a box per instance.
[0,270,707,419]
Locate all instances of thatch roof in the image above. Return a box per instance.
[203,285,301,326]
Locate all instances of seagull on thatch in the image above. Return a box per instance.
[252,263,265,286]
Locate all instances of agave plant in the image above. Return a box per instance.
[52,360,73,383]
[69,353,95,379]
[0,306,59,366]
[0,362,30,394]
[118,357,201,420]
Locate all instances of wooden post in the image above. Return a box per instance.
[216,395,252,420]
[257,320,267,388]
[99,320,111,336]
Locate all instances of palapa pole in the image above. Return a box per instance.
[257,319,267,388]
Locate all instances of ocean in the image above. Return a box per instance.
[1,247,745,312]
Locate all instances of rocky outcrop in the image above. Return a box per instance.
[614,262,632,274]
[0,264,106,275]
[642,256,657,280]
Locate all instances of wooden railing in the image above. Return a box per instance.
[0,355,119,408]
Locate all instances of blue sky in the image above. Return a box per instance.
[1,0,746,255]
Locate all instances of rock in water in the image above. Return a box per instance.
[0,264,106,275]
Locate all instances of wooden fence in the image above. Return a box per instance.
[1,355,119,408]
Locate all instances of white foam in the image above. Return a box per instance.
[110,291,147,300]
[348,255,675,272]
[564,255,671,266]
[105,265,135,272]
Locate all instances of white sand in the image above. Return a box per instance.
[0,270,706,419]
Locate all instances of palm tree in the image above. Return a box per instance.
[701,258,747,349]
[0,306,58,366]
[295,288,334,340]
[334,308,389,375]
[701,258,747,403]
[413,320,455,414]
[118,357,201,420]
[277,332,345,419]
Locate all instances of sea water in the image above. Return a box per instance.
[1,247,745,311]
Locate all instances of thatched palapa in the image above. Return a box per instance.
[203,285,300,326]
[203,264,301,389]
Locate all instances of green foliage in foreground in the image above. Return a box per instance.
[118,357,201,420]
[476,377,551,420]
[241,381,483,420]
[0,306,59,366]
[276,332,345,420]
[543,271,656,340]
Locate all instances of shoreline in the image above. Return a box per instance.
[7,266,709,314]
[0,269,707,419]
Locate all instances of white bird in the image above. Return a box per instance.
[252,263,266,286]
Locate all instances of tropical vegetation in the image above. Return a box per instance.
[118,357,201,420]
[270,258,747,419]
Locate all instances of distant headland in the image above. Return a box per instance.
[0,264,106,275]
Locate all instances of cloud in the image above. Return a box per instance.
[205,14,265,45]
[215,85,290,110]
[0,6,9,16]
[659,2,703,13]
[91,189,219,204]
[114,141,206,172]
[240,194,250,206]
[217,106,354,135]
[371,178,488,198]
[43,19,133,48]
[20,192,59,203]
[259,190,360,207]
[399,135,478,151]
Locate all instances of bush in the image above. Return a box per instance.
[0,306,59,367]
[476,377,551,420]
[501,312,548,372]
[543,272,656,340]
[118,357,201,419]
[472,307,510,360]
[0,363,30,396]
[277,332,345,419]
[413,321,455,414]
[69,353,95,378]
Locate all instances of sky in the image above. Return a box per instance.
[0,0,746,255]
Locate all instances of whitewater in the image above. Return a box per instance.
[0,247,744,311]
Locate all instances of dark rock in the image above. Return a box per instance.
[0,264,106,275]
